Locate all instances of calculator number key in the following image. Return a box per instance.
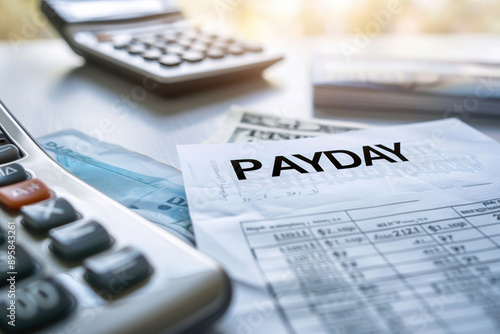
[0,245,37,287]
[0,163,28,187]
[0,144,21,164]
[21,197,78,232]
[49,221,113,261]
[84,247,153,296]
[0,277,75,333]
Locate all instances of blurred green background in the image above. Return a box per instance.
[1,0,499,41]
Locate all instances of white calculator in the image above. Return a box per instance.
[0,100,231,333]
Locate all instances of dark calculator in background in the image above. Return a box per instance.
[41,0,284,95]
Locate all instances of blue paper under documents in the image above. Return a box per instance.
[37,130,194,245]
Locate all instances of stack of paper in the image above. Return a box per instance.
[312,56,500,116]
[179,118,500,334]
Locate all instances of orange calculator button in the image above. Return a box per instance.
[0,178,51,210]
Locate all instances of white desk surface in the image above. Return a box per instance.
[2,34,500,333]
[1,34,500,169]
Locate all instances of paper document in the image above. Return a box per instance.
[312,56,500,115]
[206,106,368,144]
[179,119,500,334]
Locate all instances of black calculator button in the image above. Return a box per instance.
[84,247,153,296]
[0,134,9,145]
[0,145,20,164]
[141,49,163,61]
[0,163,27,187]
[21,198,78,233]
[182,51,205,63]
[0,245,36,286]
[0,277,76,333]
[228,45,245,56]
[159,54,183,67]
[206,48,226,59]
[49,221,112,261]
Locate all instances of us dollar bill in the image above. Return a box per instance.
[38,130,195,245]
[206,106,369,143]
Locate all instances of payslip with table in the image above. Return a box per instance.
[179,118,500,334]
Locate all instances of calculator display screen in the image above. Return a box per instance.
[47,0,180,23]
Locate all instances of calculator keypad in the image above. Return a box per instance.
[0,141,154,332]
[106,24,263,68]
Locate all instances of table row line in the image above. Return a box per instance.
[271,274,498,309]
[246,223,500,248]
[242,202,500,235]
[264,260,500,296]
[258,246,500,273]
